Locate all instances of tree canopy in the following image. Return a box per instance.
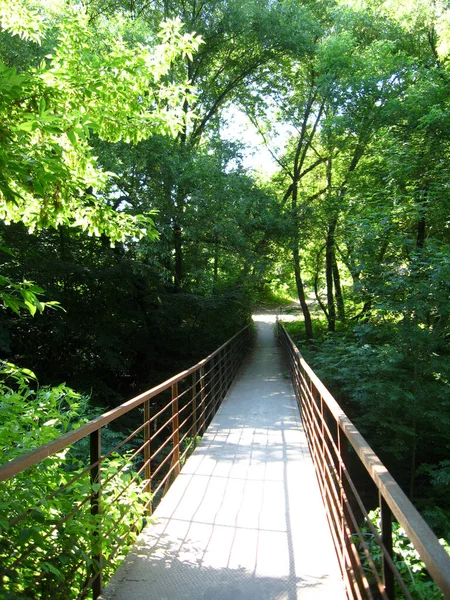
[1,0,450,595]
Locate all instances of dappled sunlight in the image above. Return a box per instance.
[111,528,340,600]
[278,313,299,322]
[252,311,300,324]
[253,313,277,323]
[101,314,345,600]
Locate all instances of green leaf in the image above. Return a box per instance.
[66,129,77,146]
[15,120,35,132]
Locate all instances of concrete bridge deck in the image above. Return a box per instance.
[100,314,346,600]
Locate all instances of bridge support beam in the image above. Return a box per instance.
[380,495,395,599]
[144,399,152,515]
[172,383,181,479]
[90,429,102,599]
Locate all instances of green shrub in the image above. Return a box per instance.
[359,508,450,599]
[0,363,150,599]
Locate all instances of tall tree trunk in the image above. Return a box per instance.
[409,416,418,501]
[416,216,426,249]
[416,183,428,249]
[314,245,328,319]
[213,234,219,283]
[292,183,313,340]
[173,177,188,292]
[355,300,372,322]
[325,220,336,332]
[293,247,313,341]
[174,223,183,292]
[325,158,337,332]
[332,254,345,321]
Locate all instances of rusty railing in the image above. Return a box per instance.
[0,325,252,600]
[277,319,450,600]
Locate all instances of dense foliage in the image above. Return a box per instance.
[0,363,151,599]
[267,0,450,549]
[360,508,450,599]
[1,0,450,596]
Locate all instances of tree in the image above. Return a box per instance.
[255,3,416,336]
[283,0,450,538]
[0,0,202,242]
[95,0,323,291]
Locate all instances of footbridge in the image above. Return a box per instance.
[1,314,450,600]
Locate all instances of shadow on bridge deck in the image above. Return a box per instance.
[100,315,345,600]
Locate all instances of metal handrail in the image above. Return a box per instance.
[277,319,450,600]
[0,325,252,600]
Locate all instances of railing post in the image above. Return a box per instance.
[144,399,152,515]
[192,371,198,438]
[380,495,395,599]
[218,348,224,402]
[199,365,205,435]
[339,430,353,588]
[223,348,229,393]
[213,353,220,414]
[90,429,102,599]
[172,383,180,478]
[211,354,217,414]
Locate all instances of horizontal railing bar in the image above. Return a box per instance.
[178,413,194,440]
[102,472,146,515]
[101,423,147,464]
[0,323,251,600]
[150,414,177,443]
[150,436,175,465]
[177,398,194,419]
[278,321,450,598]
[150,445,176,479]
[2,489,92,573]
[102,477,149,539]
[152,457,179,497]
[8,459,93,528]
[0,325,250,482]
[100,441,148,492]
[105,508,149,568]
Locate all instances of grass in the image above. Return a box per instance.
[253,284,297,309]
[283,314,349,346]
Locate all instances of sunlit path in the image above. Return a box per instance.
[100,315,345,600]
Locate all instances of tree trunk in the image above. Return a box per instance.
[173,176,188,292]
[325,157,337,332]
[332,254,345,321]
[314,245,328,319]
[416,185,427,249]
[293,246,313,341]
[292,182,313,341]
[416,215,426,249]
[174,223,183,292]
[409,420,417,501]
[213,234,219,283]
[354,300,372,322]
[325,221,336,332]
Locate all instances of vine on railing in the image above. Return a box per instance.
[0,325,252,600]
[277,319,450,600]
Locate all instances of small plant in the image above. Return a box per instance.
[358,508,450,599]
[180,435,202,466]
[0,363,151,599]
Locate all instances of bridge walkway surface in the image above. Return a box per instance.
[100,314,346,600]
